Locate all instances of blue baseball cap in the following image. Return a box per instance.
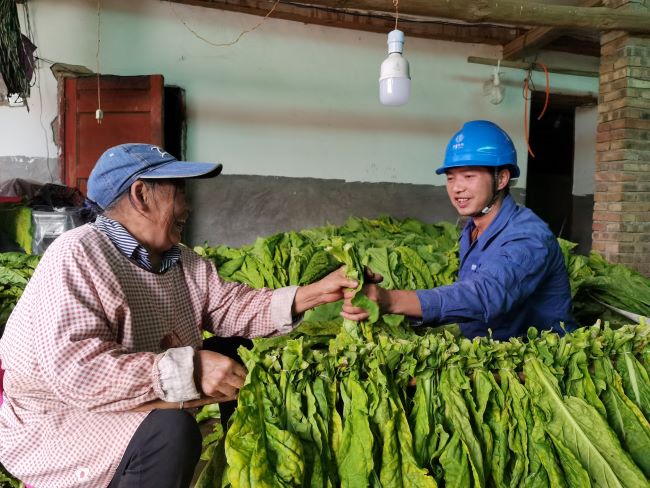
[87,143,223,209]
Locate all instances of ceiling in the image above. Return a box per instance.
[165,0,650,61]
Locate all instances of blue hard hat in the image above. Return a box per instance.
[436,120,519,178]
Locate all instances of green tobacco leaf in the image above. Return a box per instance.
[338,377,374,488]
[524,357,649,488]
[618,352,650,421]
[594,351,650,476]
[351,292,379,325]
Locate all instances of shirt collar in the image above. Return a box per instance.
[463,194,517,251]
[93,215,181,273]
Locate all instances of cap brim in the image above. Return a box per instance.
[140,160,223,180]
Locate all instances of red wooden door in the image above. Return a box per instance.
[60,74,164,195]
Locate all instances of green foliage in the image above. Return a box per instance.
[221,319,650,487]
[3,216,650,487]
[0,252,39,337]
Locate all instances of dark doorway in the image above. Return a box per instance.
[526,92,577,241]
[525,92,597,253]
[164,86,186,160]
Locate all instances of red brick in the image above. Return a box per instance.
[593,211,623,222]
[591,241,607,253]
[592,221,606,231]
[606,222,624,232]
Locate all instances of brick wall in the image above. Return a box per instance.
[595,5,650,276]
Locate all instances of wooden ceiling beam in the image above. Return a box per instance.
[467,56,598,78]
[502,27,567,60]
[502,0,602,60]
[275,0,650,33]
[164,0,523,44]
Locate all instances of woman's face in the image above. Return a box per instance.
[148,180,190,251]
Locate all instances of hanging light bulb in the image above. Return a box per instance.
[379,29,410,106]
[380,0,410,106]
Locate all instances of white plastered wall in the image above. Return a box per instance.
[1,0,598,187]
[573,105,598,196]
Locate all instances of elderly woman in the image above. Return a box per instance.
[0,144,356,488]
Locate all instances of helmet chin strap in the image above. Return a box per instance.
[472,168,501,218]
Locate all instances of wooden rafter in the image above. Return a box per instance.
[255,0,650,33]
[164,0,523,45]
[467,56,598,78]
[502,0,602,60]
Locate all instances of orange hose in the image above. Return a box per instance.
[524,77,535,158]
[537,62,550,121]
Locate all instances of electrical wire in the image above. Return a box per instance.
[96,0,103,124]
[21,1,55,182]
[168,0,520,49]
[536,61,550,121]
[523,70,535,159]
[521,58,551,159]
[170,0,281,48]
[393,0,399,30]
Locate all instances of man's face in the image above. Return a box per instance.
[445,166,495,217]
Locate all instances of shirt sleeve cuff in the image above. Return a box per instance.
[154,346,201,402]
[271,286,302,334]
[416,289,442,324]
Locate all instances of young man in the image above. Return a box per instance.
[342,120,576,340]
[0,144,357,488]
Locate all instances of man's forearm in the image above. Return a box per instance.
[384,289,423,317]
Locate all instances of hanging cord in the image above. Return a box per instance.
[21,2,54,181]
[523,68,535,158]
[393,0,399,29]
[535,61,550,120]
[522,60,551,158]
[170,0,280,48]
[95,0,103,124]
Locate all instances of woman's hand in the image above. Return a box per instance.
[293,267,358,315]
[194,350,248,399]
[130,350,247,412]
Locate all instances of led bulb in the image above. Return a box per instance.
[379,30,410,106]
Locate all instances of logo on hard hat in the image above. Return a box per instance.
[452,133,465,150]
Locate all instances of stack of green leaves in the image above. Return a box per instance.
[0,252,39,337]
[203,279,650,487]
[195,216,460,293]
[192,218,650,487]
[0,205,33,255]
[2,216,650,487]
[560,239,650,327]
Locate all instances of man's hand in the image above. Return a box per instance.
[341,283,385,321]
[293,267,358,315]
[194,350,248,400]
[341,266,423,320]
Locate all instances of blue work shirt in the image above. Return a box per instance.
[416,195,576,340]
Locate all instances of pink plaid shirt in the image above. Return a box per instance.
[0,224,298,487]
